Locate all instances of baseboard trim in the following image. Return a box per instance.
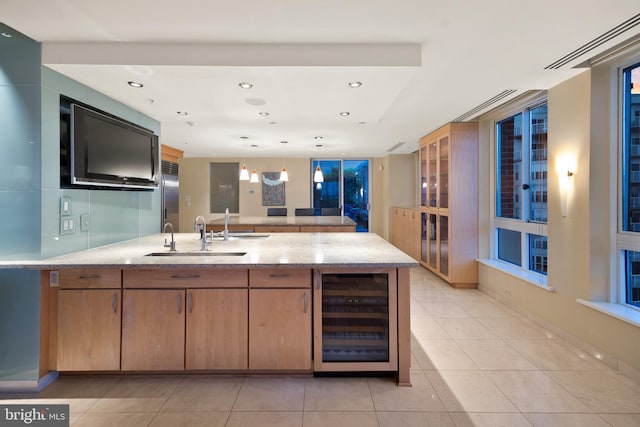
[0,371,58,393]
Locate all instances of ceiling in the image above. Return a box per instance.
[2,1,640,158]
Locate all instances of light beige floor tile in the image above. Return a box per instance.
[304,411,378,427]
[434,318,497,339]
[507,339,603,371]
[412,340,478,370]
[304,377,374,411]
[485,371,591,413]
[225,411,302,427]
[412,318,452,340]
[450,412,534,427]
[69,413,82,426]
[457,340,537,370]
[0,397,98,414]
[455,300,518,318]
[418,302,470,318]
[426,370,518,412]
[440,289,492,302]
[476,317,547,339]
[599,413,640,427]
[40,376,120,399]
[148,411,229,427]
[233,377,304,411]
[368,369,445,411]
[544,371,640,413]
[412,289,454,303]
[74,412,156,427]
[89,376,180,413]
[161,376,243,412]
[525,413,611,427]
[377,411,456,427]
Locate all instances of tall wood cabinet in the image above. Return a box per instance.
[419,122,478,288]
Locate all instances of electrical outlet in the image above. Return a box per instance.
[80,214,90,232]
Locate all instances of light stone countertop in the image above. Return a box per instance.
[0,232,418,270]
[208,216,357,226]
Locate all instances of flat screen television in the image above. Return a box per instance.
[60,98,159,190]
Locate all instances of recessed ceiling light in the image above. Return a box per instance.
[127,81,143,88]
[315,144,323,148]
[358,121,366,125]
[239,82,253,89]
[259,112,269,116]
[280,141,288,144]
[177,111,188,116]
[1,32,12,38]
[348,81,362,88]
[340,112,350,116]
[240,136,249,139]
[314,136,323,140]
[250,144,258,148]
[269,121,277,125]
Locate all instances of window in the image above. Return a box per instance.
[620,61,640,308]
[209,162,240,214]
[494,103,548,277]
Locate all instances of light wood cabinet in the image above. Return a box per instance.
[56,268,122,371]
[57,289,121,371]
[249,289,311,370]
[248,268,312,370]
[185,289,248,370]
[392,207,420,260]
[419,122,478,288]
[121,289,186,371]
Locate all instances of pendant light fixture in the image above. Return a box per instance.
[239,164,250,181]
[250,169,260,183]
[279,141,289,182]
[313,164,324,183]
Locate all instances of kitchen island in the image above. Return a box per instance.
[3,232,416,386]
[207,215,357,233]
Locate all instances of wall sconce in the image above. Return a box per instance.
[560,169,574,218]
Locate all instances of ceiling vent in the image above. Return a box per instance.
[387,142,406,153]
[545,13,640,70]
[452,90,517,122]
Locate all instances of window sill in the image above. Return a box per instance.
[477,258,554,292]
[576,299,640,328]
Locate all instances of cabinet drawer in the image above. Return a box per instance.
[249,269,311,288]
[58,269,121,289]
[123,269,248,288]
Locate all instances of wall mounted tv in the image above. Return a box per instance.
[60,96,159,190]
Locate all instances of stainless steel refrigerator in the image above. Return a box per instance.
[161,161,179,230]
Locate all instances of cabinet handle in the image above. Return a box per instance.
[303,292,308,314]
[111,293,117,313]
[170,273,200,279]
[187,292,193,313]
[79,274,101,279]
[177,293,182,314]
[269,274,290,278]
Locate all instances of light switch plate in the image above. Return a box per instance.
[60,197,72,215]
[60,215,74,235]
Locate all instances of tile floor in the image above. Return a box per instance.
[2,266,640,426]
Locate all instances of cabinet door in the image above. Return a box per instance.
[439,136,449,210]
[57,289,121,371]
[249,289,311,370]
[420,145,428,207]
[185,289,248,370]
[439,214,450,277]
[121,290,185,371]
[428,141,438,207]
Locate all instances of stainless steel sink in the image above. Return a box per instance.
[145,252,247,257]
[210,233,269,240]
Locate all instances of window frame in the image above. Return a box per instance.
[617,58,640,310]
[491,98,549,285]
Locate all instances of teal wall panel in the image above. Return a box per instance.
[0,24,41,86]
[0,270,40,381]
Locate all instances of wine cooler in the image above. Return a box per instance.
[314,269,397,372]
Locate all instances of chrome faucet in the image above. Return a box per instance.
[193,215,207,251]
[163,222,176,251]
[224,208,230,241]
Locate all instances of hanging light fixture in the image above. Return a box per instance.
[279,141,289,182]
[239,164,250,181]
[313,164,324,183]
[250,169,260,183]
